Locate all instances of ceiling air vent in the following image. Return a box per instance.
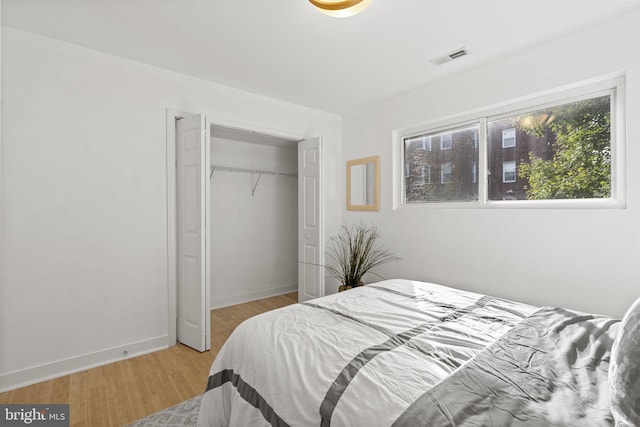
[430,47,470,66]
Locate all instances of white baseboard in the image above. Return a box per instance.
[0,285,298,392]
[0,335,169,393]
[211,284,297,309]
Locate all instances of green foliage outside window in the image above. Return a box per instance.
[517,96,611,200]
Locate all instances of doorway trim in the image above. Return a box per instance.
[165,108,319,346]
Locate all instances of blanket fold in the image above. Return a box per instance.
[392,307,619,427]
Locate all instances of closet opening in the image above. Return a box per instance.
[167,109,324,351]
[209,125,299,309]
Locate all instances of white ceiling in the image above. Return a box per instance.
[3,0,640,114]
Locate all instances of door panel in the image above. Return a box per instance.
[304,176,318,228]
[176,114,210,352]
[298,137,323,302]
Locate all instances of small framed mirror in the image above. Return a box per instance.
[347,156,380,211]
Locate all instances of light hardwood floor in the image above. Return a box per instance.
[0,292,298,426]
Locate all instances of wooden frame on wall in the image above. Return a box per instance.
[346,155,380,211]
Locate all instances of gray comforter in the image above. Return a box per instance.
[394,306,620,426]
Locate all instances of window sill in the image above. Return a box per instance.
[396,198,626,210]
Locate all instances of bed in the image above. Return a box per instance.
[196,279,639,427]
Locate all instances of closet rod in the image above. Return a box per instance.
[209,165,298,178]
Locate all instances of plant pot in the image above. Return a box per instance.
[338,281,364,292]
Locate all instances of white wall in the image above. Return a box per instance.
[342,9,640,318]
[210,137,298,308]
[0,2,3,390]
[0,27,342,391]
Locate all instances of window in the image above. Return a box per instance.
[502,128,516,148]
[403,124,480,203]
[487,94,612,201]
[503,161,516,183]
[422,136,432,151]
[422,165,431,184]
[441,133,452,150]
[399,76,623,207]
[441,162,452,183]
[405,135,432,152]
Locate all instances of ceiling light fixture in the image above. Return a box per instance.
[308,0,372,18]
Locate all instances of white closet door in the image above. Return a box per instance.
[298,137,324,301]
[176,114,211,352]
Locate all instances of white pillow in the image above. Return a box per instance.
[610,297,640,426]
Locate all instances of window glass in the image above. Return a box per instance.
[487,95,611,201]
[503,161,516,183]
[422,165,431,184]
[441,133,453,150]
[422,136,432,151]
[404,124,480,203]
[502,128,516,148]
[441,162,452,183]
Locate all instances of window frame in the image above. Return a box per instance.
[501,128,516,148]
[502,160,516,183]
[422,136,432,151]
[394,74,626,210]
[401,121,481,205]
[441,162,453,184]
[441,133,453,150]
[422,164,431,184]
